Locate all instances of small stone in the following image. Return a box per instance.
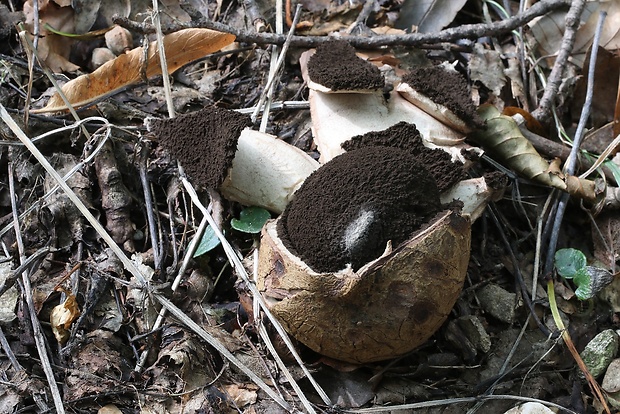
[477,283,516,324]
[457,315,491,353]
[603,359,620,409]
[603,358,620,392]
[581,329,619,378]
[502,402,555,414]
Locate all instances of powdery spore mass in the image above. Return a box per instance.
[150,107,251,189]
[279,146,441,273]
[402,66,484,129]
[307,40,384,91]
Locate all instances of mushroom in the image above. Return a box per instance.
[147,107,319,213]
[257,124,503,364]
[396,63,485,135]
[301,40,480,164]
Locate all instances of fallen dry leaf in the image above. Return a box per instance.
[472,104,596,201]
[396,0,468,32]
[50,293,80,344]
[571,46,620,128]
[37,28,235,112]
[222,384,258,408]
[23,0,79,73]
[469,43,506,98]
[529,1,620,68]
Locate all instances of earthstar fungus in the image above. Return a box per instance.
[257,124,498,363]
[148,107,319,213]
[302,40,485,164]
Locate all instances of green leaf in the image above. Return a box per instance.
[231,206,271,234]
[554,248,587,279]
[193,225,221,257]
[573,268,593,300]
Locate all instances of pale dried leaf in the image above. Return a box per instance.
[572,46,620,127]
[50,294,80,344]
[37,28,235,112]
[529,1,620,67]
[396,0,468,32]
[222,384,258,408]
[0,261,17,324]
[23,0,79,72]
[469,43,506,98]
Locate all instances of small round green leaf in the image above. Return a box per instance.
[554,248,587,279]
[193,225,221,257]
[573,268,593,300]
[231,206,271,234]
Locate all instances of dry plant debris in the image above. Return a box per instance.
[2,0,620,413]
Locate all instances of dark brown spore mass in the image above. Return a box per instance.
[279,146,441,273]
[402,66,484,129]
[150,107,251,189]
[307,40,384,91]
[342,122,466,193]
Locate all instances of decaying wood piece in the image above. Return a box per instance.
[94,141,136,252]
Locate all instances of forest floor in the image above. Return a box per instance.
[1,0,620,413]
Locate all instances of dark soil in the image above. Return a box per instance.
[278,146,441,273]
[402,66,485,129]
[307,40,384,91]
[149,107,251,189]
[342,121,466,192]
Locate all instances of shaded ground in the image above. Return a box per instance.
[0,1,618,413]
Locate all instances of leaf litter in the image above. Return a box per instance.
[3,0,620,413]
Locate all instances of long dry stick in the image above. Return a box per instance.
[532,0,586,123]
[114,0,569,48]
[540,10,612,414]
[8,163,65,414]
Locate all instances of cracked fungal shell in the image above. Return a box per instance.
[257,210,471,364]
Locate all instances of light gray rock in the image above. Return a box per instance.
[478,283,516,323]
[581,329,619,378]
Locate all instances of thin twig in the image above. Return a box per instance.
[345,394,577,413]
[243,0,267,33]
[532,0,586,123]
[252,5,302,125]
[113,0,568,48]
[151,0,175,118]
[547,279,611,413]
[488,205,551,338]
[16,27,90,140]
[252,249,317,414]
[0,326,22,371]
[9,163,66,414]
[543,11,606,275]
[138,141,161,271]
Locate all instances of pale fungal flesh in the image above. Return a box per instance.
[221,128,320,214]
